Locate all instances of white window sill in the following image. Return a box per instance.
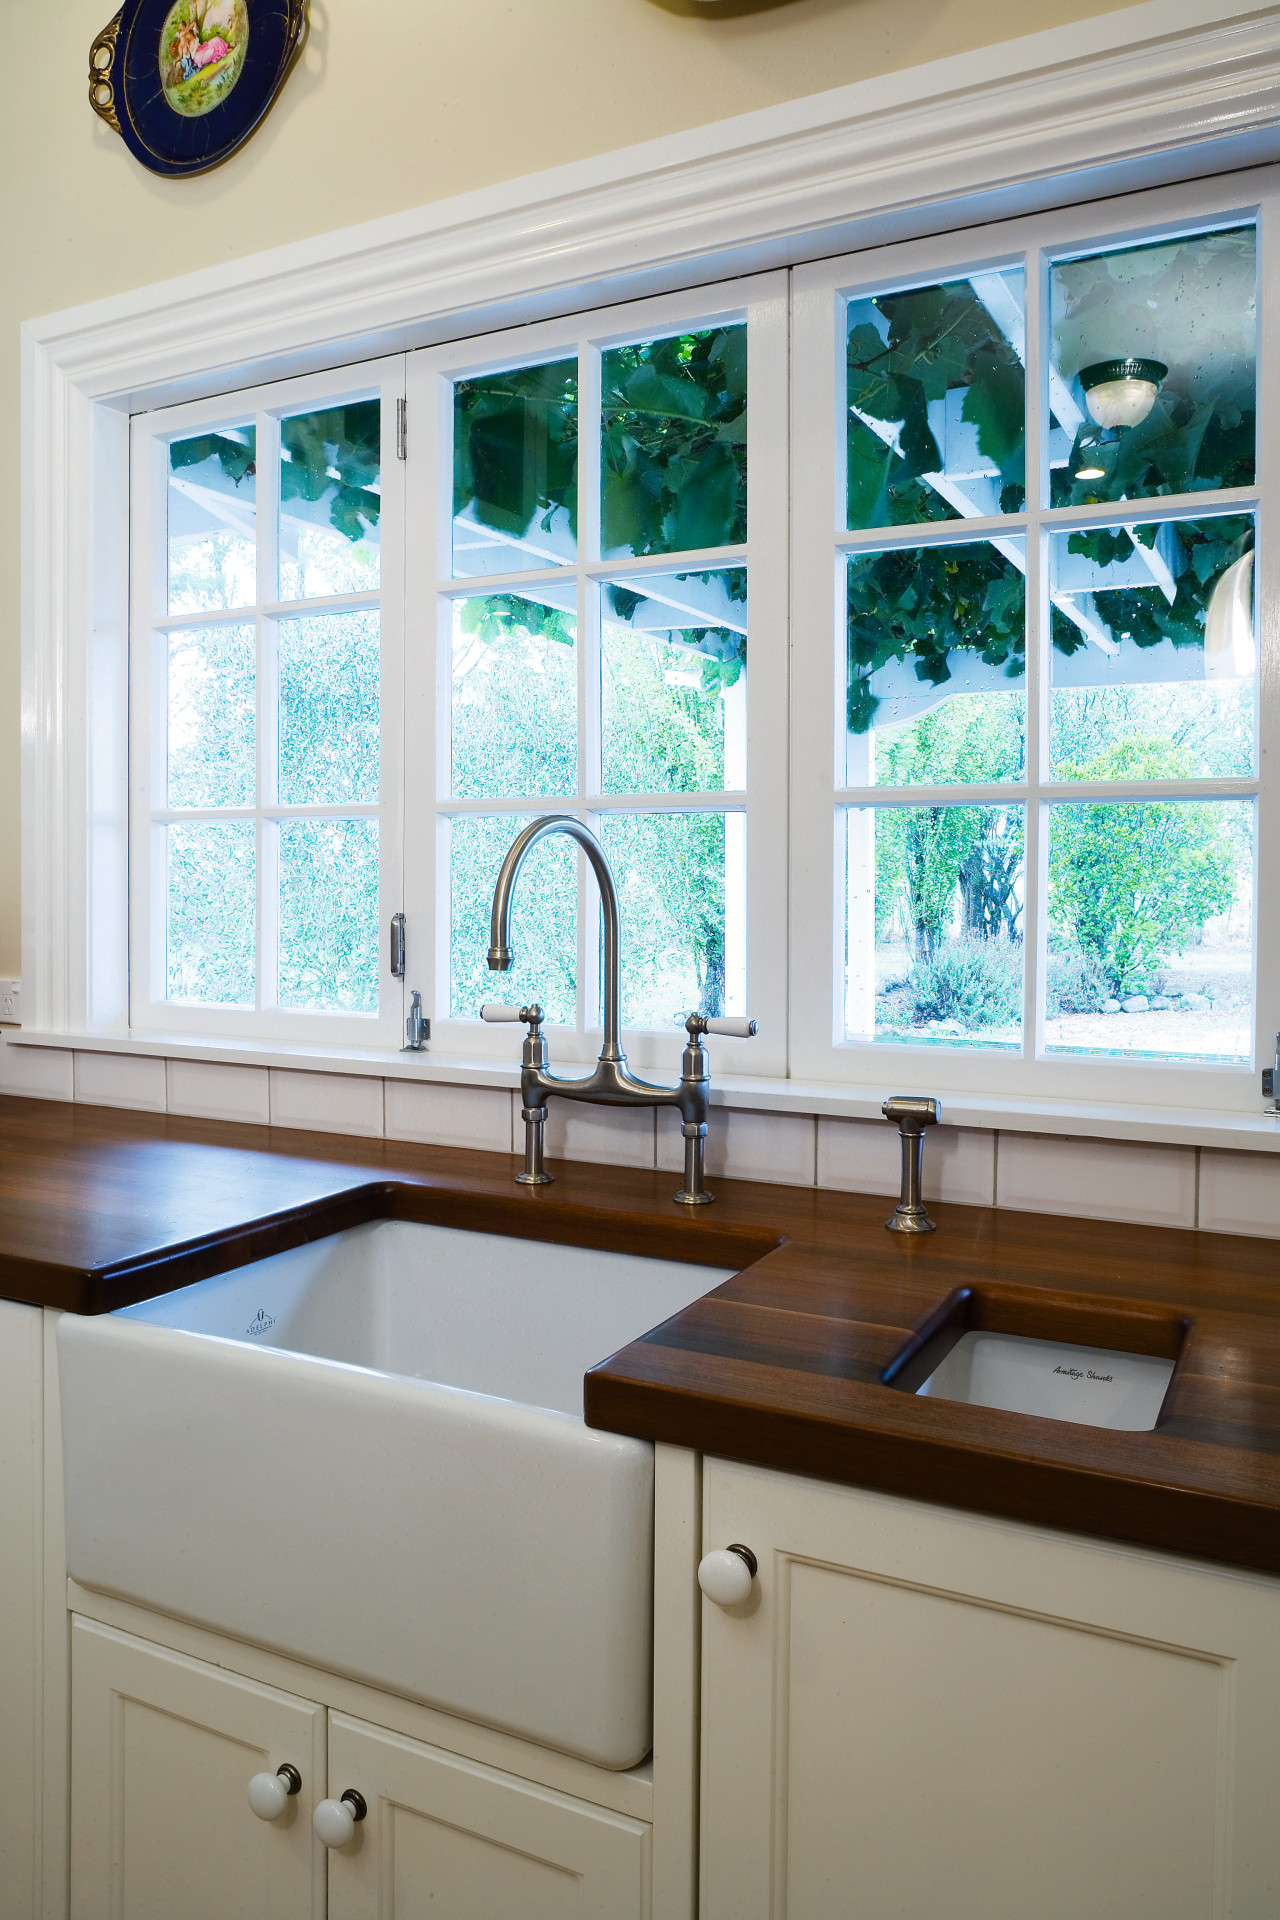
[6,1027,1280,1154]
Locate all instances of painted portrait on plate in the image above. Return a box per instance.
[160,0,249,116]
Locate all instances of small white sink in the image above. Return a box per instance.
[57,1219,731,1769]
[917,1330,1175,1431]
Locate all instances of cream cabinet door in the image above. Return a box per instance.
[70,1616,326,1920]
[700,1457,1280,1920]
[325,1712,650,1919]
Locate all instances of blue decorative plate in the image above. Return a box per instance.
[89,0,306,177]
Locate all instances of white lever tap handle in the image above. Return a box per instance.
[704,1017,757,1038]
[480,1004,525,1023]
[698,1544,758,1607]
[313,1790,367,1847]
[248,1764,301,1820]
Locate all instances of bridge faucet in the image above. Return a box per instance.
[481,816,756,1206]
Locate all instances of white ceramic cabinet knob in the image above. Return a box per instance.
[248,1764,301,1820]
[698,1543,758,1607]
[313,1790,368,1848]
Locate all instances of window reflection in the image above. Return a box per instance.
[846,271,1026,529]
[845,541,1025,785]
[1049,227,1256,508]
[167,427,256,613]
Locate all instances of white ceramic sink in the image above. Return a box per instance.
[57,1218,731,1769]
[917,1331,1175,1430]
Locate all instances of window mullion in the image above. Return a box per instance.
[578,341,603,1036]
[257,410,281,1016]
[1024,244,1046,1063]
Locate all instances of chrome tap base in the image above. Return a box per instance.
[885,1202,936,1234]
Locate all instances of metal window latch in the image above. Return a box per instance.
[390,912,406,979]
[404,990,429,1052]
[1264,1033,1280,1111]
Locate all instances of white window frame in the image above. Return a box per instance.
[790,170,1278,1112]
[403,275,790,1080]
[128,358,407,1048]
[23,5,1280,1144]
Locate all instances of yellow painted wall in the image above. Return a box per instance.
[0,0,1136,978]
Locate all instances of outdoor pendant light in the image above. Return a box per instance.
[1078,358,1169,429]
[1203,550,1255,681]
[1071,426,1119,482]
[1073,443,1108,481]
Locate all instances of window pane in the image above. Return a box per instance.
[846,805,1024,1049]
[601,568,746,794]
[278,818,379,1014]
[846,541,1025,785]
[846,270,1025,531]
[601,327,746,561]
[167,821,255,1006]
[278,610,380,807]
[1046,798,1252,1060]
[449,815,577,1024]
[279,400,380,600]
[1049,515,1255,779]
[453,358,578,577]
[167,624,255,809]
[167,427,256,614]
[451,592,577,800]
[598,812,745,1028]
[1049,226,1256,508]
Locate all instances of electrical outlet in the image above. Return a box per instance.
[0,979,21,1024]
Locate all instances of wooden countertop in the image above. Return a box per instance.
[6,1094,1280,1577]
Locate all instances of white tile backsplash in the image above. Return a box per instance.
[385,1080,513,1154]
[996,1130,1197,1229]
[1197,1148,1280,1239]
[166,1059,271,1126]
[268,1069,385,1138]
[657,1106,815,1187]
[817,1117,996,1206]
[73,1050,167,1114]
[0,1041,73,1101]
[543,1101,656,1168]
[21,1036,1280,1240]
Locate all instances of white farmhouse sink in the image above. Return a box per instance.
[57,1219,731,1769]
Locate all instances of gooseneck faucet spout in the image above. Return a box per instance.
[483,816,756,1205]
[488,816,625,1063]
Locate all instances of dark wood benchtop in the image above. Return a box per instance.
[6,1094,1280,1577]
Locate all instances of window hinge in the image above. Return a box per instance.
[396,398,407,461]
[390,911,406,977]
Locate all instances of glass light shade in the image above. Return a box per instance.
[1078,357,1168,430]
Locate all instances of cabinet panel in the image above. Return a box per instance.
[326,1712,650,1919]
[0,1301,42,1920]
[70,1617,325,1920]
[701,1459,1280,1920]
[786,1559,1221,1916]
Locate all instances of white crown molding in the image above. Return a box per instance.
[28,1,1280,406]
[21,0,1280,1033]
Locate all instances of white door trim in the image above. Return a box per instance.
[22,0,1280,1032]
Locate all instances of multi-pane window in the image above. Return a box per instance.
[127,187,1274,1112]
[792,181,1269,1103]
[130,363,404,1045]
[405,282,787,1074]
